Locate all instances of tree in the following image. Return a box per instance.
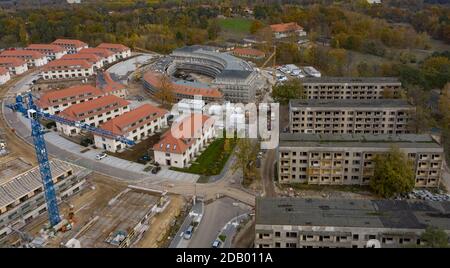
[231,138,259,186]
[207,20,221,40]
[271,79,305,105]
[250,20,264,34]
[420,226,449,248]
[370,146,415,198]
[155,74,175,108]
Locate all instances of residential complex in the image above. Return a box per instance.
[302,77,402,100]
[0,50,48,67]
[56,95,130,136]
[255,197,450,248]
[79,48,116,65]
[0,67,11,85]
[0,57,28,75]
[61,53,104,69]
[51,39,88,54]
[97,43,132,60]
[153,114,216,168]
[278,133,443,187]
[94,104,168,152]
[289,99,413,134]
[0,160,89,241]
[41,59,95,80]
[270,22,307,39]
[25,44,67,60]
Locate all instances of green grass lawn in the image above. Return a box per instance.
[170,138,236,176]
[217,18,253,34]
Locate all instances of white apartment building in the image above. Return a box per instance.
[51,39,88,54]
[289,99,413,134]
[79,48,116,65]
[94,104,169,152]
[57,95,130,136]
[36,85,104,115]
[0,67,11,85]
[97,43,132,60]
[25,44,67,60]
[41,59,94,80]
[278,134,444,188]
[0,57,28,75]
[0,50,48,67]
[61,53,104,69]
[270,22,307,39]
[153,114,216,168]
[302,77,402,100]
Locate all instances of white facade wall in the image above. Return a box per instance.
[41,95,100,115]
[42,66,94,80]
[0,71,11,85]
[31,57,48,67]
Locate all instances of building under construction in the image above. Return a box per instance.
[0,159,90,242]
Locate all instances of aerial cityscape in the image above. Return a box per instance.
[0,0,449,253]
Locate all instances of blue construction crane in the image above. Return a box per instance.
[6,92,135,227]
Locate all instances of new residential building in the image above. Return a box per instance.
[51,39,88,54]
[61,53,104,69]
[278,134,443,187]
[289,99,413,134]
[56,95,130,136]
[41,59,95,80]
[302,77,402,100]
[270,22,307,39]
[153,114,216,168]
[36,85,104,115]
[0,50,48,67]
[0,58,28,75]
[0,67,11,85]
[25,44,67,60]
[97,43,131,60]
[94,104,168,152]
[255,197,450,248]
[79,48,116,65]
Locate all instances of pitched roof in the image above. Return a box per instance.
[270,22,303,33]
[143,71,223,99]
[0,67,8,75]
[99,104,168,136]
[97,43,130,52]
[52,39,88,48]
[153,114,214,154]
[79,48,114,58]
[26,44,66,53]
[99,71,126,93]
[43,59,93,70]
[61,53,102,64]
[233,48,265,57]
[59,95,130,121]
[0,50,45,59]
[36,85,103,108]
[0,57,27,67]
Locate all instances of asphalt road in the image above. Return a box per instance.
[169,201,203,248]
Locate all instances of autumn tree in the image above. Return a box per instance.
[420,226,449,248]
[271,79,305,105]
[370,146,415,198]
[250,20,264,34]
[207,20,221,40]
[155,74,175,108]
[231,138,260,186]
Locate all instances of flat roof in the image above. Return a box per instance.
[256,197,450,230]
[301,77,401,84]
[279,134,442,149]
[289,99,412,108]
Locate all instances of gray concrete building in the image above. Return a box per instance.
[0,160,90,241]
[278,134,443,187]
[289,99,413,134]
[301,77,402,100]
[255,197,450,248]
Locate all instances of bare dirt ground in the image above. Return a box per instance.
[277,183,378,200]
[233,217,255,248]
[135,195,186,248]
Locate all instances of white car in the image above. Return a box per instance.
[95,153,108,160]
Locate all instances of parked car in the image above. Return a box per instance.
[151,166,161,174]
[212,239,222,248]
[95,153,107,160]
[184,225,194,240]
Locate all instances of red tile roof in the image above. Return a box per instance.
[61,53,102,64]
[59,95,130,121]
[0,57,27,67]
[43,59,93,70]
[270,22,303,33]
[52,39,88,48]
[0,50,45,59]
[233,48,265,57]
[100,71,126,94]
[36,85,103,108]
[0,67,8,75]
[79,48,114,58]
[99,104,168,136]
[97,43,130,52]
[143,71,223,99]
[153,114,214,154]
[26,44,66,53]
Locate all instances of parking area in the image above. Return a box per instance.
[403,189,450,202]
